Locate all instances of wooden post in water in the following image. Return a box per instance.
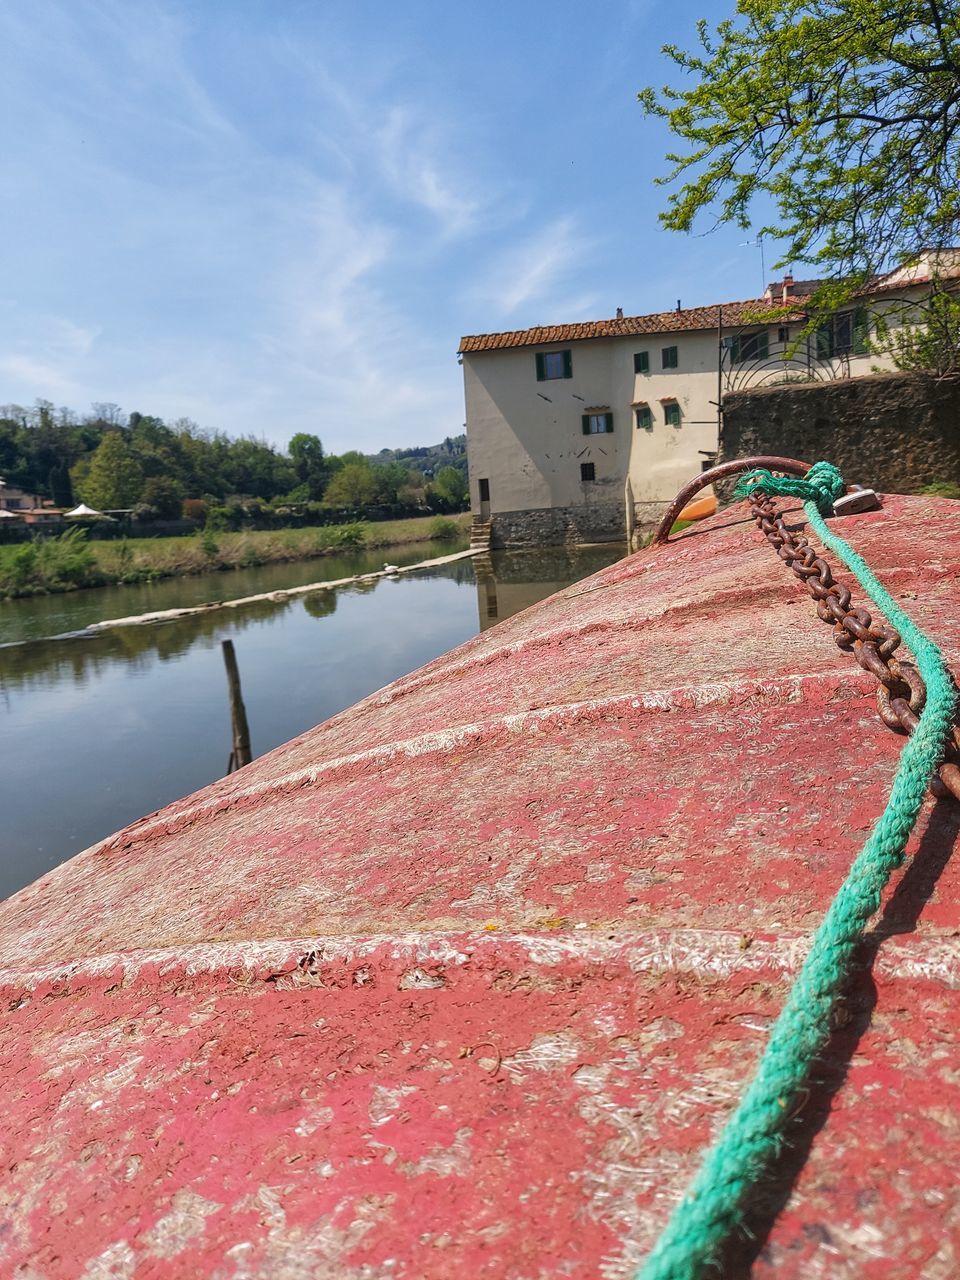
[222,639,252,773]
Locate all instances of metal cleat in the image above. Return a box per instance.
[832,485,881,516]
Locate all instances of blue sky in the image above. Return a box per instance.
[0,0,775,454]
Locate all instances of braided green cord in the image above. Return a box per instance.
[638,462,957,1280]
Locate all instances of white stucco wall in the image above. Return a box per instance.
[463,329,724,518]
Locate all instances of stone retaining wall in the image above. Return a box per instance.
[719,371,960,495]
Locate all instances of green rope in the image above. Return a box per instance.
[731,459,846,514]
[638,462,957,1280]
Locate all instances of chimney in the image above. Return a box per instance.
[781,274,794,304]
[616,307,623,319]
[676,299,681,312]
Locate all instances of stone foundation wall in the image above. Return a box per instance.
[719,372,960,496]
[491,501,626,548]
[490,500,669,548]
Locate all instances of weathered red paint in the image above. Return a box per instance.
[2,492,960,1277]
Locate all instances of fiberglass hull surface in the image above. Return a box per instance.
[2,493,960,1278]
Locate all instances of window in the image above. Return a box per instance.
[661,345,678,369]
[633,351,649,374]
[535,349,573,380]
[580,462,595,482]
[478,478,490,501]
[664,401,682,427]
[582,412,613,434]
[635,404,652,430]
[778,326,790,344]
[816,309,869,358]
[730,331,769,363]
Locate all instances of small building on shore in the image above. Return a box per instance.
[0,477,64,533]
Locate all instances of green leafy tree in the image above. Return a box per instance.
[871,283,960,374]
[324,462,379,508]
[288,433,330,499]
[639,1,960,284]
[371,460,411,505]
[78,432,144,509]
[433,465,468,508]
[140,476,184,519]
[48,461,74,507]
[225,437,291,500]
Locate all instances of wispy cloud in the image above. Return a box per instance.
[0,309,103,405]
[0,354,85,404]
[468,215,601,319]
[375,106,484,238]
[0,2,679,451]
[255,184,459,448]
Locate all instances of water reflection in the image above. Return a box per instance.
[0,561,479,692]
[0,537,469,646]
[0,543,624,896]
[475,545,624,630]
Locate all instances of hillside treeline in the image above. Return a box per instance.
[0,401,469,521]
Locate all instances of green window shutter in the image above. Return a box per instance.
[562,350,573,378]
[535,353,545,381]
[853,308,869,354]
[816,324,833,359]
[757,332,769,359]
[582,415,590,435]
[604,413,613,432]
[730,336,741,363]
[634,351,649,374]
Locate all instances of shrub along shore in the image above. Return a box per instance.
[0,514,470,600]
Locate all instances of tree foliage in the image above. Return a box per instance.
[871,281,960,373]
[0,399,465,518]
[427,465,469,511]
[323,462,380,508]
[288,433,330,500]
[639,0,960,282]
[139,476,185,520]
[77,433,144,510]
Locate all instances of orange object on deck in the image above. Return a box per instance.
[677,492,717,521]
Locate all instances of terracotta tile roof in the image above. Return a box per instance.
[459,258,960,356]
[858,268,960,298]
[458,298,799,354]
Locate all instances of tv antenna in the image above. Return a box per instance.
[740,235,766,293]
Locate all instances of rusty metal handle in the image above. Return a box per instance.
[652,456,813,545]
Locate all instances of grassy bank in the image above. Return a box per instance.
[0,514,471,599]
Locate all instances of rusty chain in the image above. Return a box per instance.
[747,489,960,801]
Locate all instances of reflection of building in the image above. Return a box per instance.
[460,251,960,546]
[473,547,623,632]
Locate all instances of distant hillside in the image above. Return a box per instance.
[368,434,467,479]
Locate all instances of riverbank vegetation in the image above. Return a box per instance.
[0,514,470,599]
[0,401,469,520]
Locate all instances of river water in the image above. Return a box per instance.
[0,539,625,898]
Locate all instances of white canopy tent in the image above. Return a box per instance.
[64,503,105,517]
